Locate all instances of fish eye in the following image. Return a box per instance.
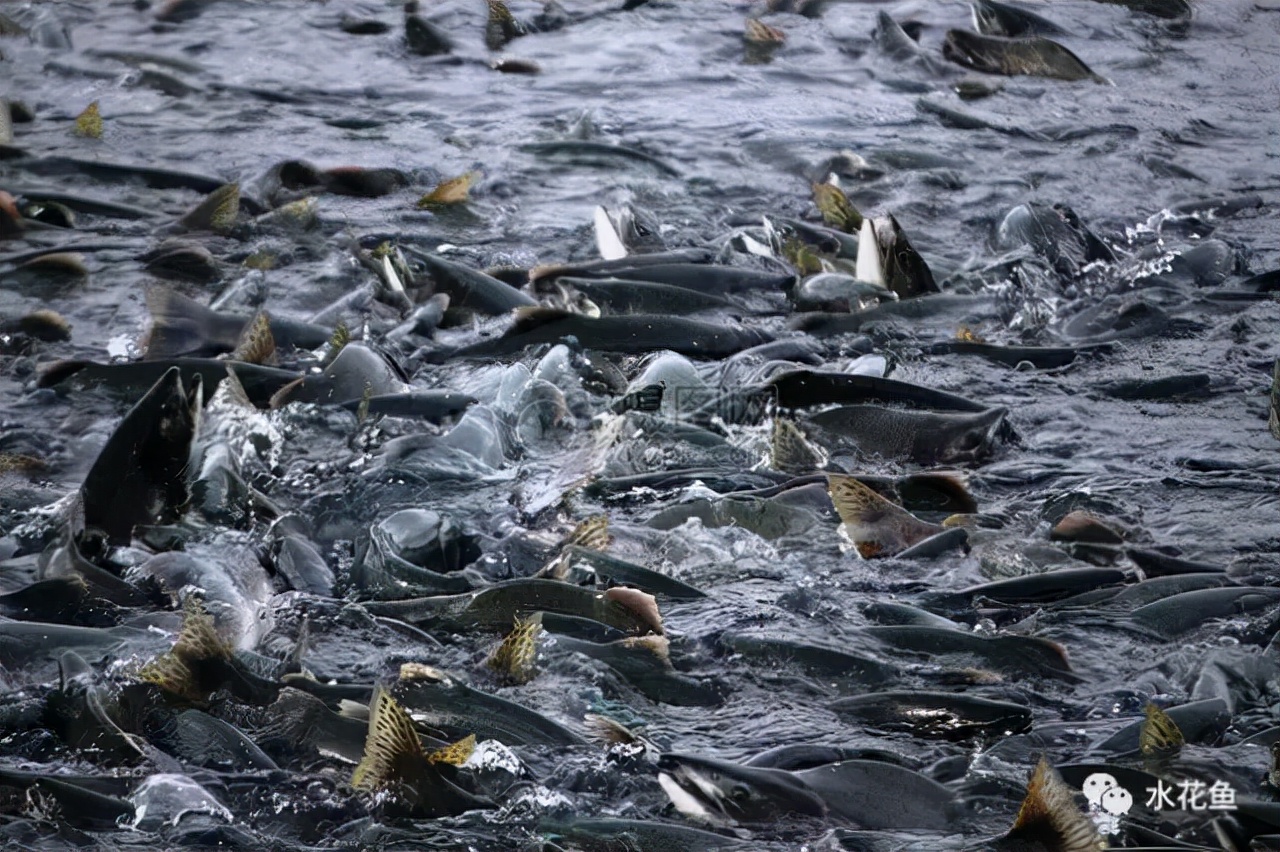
[730,784,751,801]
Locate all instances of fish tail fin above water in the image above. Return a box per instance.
[487,612,543,684]
[1139,702,1185,755]
[583,713,649,748]
[427,733,476,766]
[35,359,93,388]
[622,634,672,666]
[172,596,233,662]
[351,686,426,792]
[770,416,826,474]
[594,205,628,260]
[1004,757,1106,852]
[230,311,277,366]
[564,514,610,551]
[179,182,239,233]
[268,375,306,410]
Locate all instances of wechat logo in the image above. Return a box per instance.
[1082,772,1132,835]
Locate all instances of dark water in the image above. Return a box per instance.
[2,0,1280,850]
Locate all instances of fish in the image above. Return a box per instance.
[657,752,955,829]
[551,276,736,315]
[805,404,1008,465]
[403,1,452,56]
[350,687,491,818]
[79,366,201,546]
[551,633,727,706]
[437,308,774,361]
[142,288,331,359]
[363,578,662,636]
[972,0,1067,37]
[992,757,1106,851]
[830,690,1034,739]
[827,474,943,558]
[942,30,1105,83]
[37,358,302,407]
[486,612,543,685]
[404,250,537,315]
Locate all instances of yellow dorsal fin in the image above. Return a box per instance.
[230,312,277,366]
[1139,703,1185,755]
[74,101,102,138]
[810,182,861,234]
[771,417,825,474]
[173,597,232,663]
[180,183,239,234]
[1008,757,1107,852]
[564,515,610,551]
[427,734,476,766]
[137,652,198,701]
[417,171,480,208]
[486,612,543,685]
[351,687,426,792]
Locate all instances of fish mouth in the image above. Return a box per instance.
[656,760,734,825]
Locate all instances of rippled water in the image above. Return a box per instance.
[3,0,1280,850]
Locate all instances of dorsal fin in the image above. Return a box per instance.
[510,306,575,334]
[1007,757,1106,852]
[179,183,240,234]
[583,713,645,748]
[771,417,826,474]
[268,375,306,410]
[486,612,543,685]
[219,365,254,409]
[1139,702,1185,756]
[827,474,940,558]
[137,652,198,702]
[351,687,426,792]
[811,181,862,234]
[427,734,476,766]
[564,515,610,551]
[230,312,276,365]
[173,597,232,663]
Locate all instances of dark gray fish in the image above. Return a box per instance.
[874,11,921,61]
[520,140,681,176]
[942,30,1104,83]
[364,578,660,636]
[554,276,735,315]
[1128,587,1280,638]
[404,2,452,55]
[805,404,1008,465]
[551,634,726,706]
[393,667,587,746]
[1091,0,1191,19]
[529,248,716,284]
[716,632,899,687]
[338,390,477,422]
[556,546,706,600]
[927,341,1112,369]
[538,817,749,851]
[143,288,331,359]
[863,626,1073,679]
[273,343,411,406]
[790,293,1000,335]
[972,0,1066,37]
[405,250,536,315]
[37,358,301,408]
[657,752,955,829]
[936,568,1128,607]
[831,690,1033,739]
[440,308,773,361]
[80,367,201,546]
[766,368,991,413]
[1097,372,1212,401]
[543,262,793,295]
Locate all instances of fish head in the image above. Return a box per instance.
[940,408,1007,464]
[656,753,826,824]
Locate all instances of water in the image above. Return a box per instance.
[2,0,1280,849]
